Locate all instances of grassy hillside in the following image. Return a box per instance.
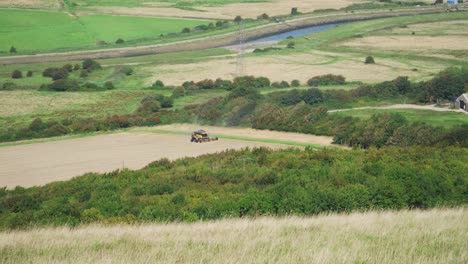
[0,9,209,54]
[0,208,465,263]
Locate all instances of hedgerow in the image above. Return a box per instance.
[0,146,466,229]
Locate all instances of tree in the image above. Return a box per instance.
[365,56,375,64]
[287,42,295,48]
[291,7,299,15]
[182,27,191,33]
[73,64,81,71]
[234,16,243,23]
[291,80,300,87]
[9,46,17,54]
[11,70,22,79]
[26,71,33,77]
[115,38,125,44]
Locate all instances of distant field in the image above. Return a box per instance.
[332,108,468,128]
[0,208,465,263]
[0,9,208,53]
[0,90,155,128]
[74,0,366,19]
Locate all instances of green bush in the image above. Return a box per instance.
[365,56,375,64]
[307,74,346,86]
[152,80,165,89]
[11,70,22,79]
[46,79,79,92]
[82,59,102,71]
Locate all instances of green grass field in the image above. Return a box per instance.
[332,108,468,128]
[0,9,209,54]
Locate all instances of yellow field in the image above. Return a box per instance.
[0,208,466,263]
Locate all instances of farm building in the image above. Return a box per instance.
[455,93,468,111]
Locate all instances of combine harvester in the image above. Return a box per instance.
[190,130,219,143]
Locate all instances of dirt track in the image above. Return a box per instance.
[329,104,468,114]
[0,7,453,65]
[0,128,335,188]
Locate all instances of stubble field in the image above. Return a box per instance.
[0,125,337,188]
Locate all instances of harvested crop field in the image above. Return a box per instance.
[82,0,365,19]
[342,36,468,51]
[0,128,335,188]
[145,52,438,85]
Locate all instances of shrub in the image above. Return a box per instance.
[196,79,214,89]
[104,81,115,90]
[136,100,161,114]
[29,118,47,132]
[182,81,194,89]
[47,79,80,92]
[80,70,89,78]
[116,38,125,44]
[9,46,16,54]
[52,68,69,80]
[234,16,242,23]
[257,13,269,20]
[73,64,81,71]
[81,82,100,90]
[42,67,69,80]
[291,80,300,87]
[11,70,22,79]
[280,81,290,88]
[182,27,191,33]
[115,66,133,76]
[291,7,299,15]
[152,80,165,89]
[172,86,185,98]
[1,82,16,90]
[26,71,33,77]
[365,56,375,64]
[287,42,295,48]
[307,74,346,86]
[62,64,73,73]
[82,59,102,71]
[214,78,234,90]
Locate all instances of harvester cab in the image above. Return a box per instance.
[191,130,218,143]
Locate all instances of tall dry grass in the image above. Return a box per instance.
[0,208,466,263]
